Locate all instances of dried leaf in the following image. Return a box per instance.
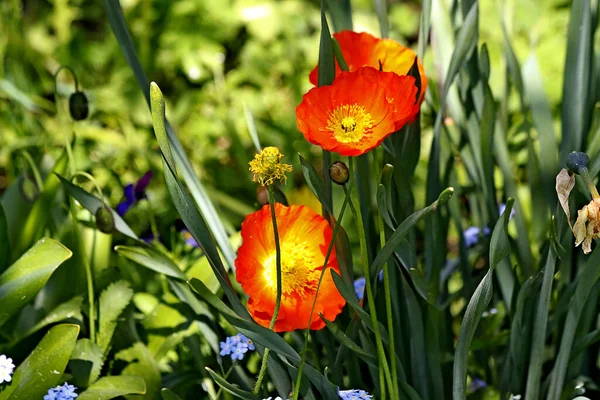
[556,168,575,229]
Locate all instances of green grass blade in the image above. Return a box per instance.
[104,0,235,269]
[525,250,557,400]
[547,246,600,400]
[560,0,593,159]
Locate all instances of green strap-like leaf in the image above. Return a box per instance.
[205,368,259,400]
[115,242,187,281]
[0,238,72,328]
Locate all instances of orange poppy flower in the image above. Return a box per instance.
[296,66,419,156]
[235,203,345,332]
[309,30,427,105]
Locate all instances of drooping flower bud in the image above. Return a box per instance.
[566,151,590,175]
[329,161,349,185]
[20,176,39,203]
[95,205,114,234]
[69,91,89,121]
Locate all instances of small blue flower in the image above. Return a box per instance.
[231,345,249,361]
[220,333,255,361]
[464,226,483,247]
[220,337,233,356]
[338,388,373,399]
[117,171,153,216]
[44,382,78,400]
[470,377,487,392]
[353,277,366,300]
[239,334,255,351]
[0,354,15,384]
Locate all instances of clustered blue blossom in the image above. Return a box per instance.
[338,389,373,399]
[353,277,366,300]
[44,383,78,400]
[463,226,491,247]
[220,333,255,361]
[0,354,15,384]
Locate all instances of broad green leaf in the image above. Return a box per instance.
[17,296,83,342]
[525,250,557,400]
[0,238,72,327]
[97,281,134,354]
[70,339,104,387]
[115,243,186,280]
[0,203,9,271]
[56,174,137,239]
[78,376,146,400]
[205,368,258,400]
[116,343,161,400]
[0,324,79,400]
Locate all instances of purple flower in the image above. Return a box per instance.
[117,171,153,216]
[182,229,199,248]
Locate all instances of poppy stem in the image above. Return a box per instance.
[253,186,283,394]
[345,157,396,398]
[292,190,350,400]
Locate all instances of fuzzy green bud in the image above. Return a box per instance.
[329,161,349,185]
[95,206,114,234]
[69,91,89,121]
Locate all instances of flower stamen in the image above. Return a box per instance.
[326,104,374,143]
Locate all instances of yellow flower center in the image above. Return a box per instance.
[263,241,320,297]
[326,104,374,143]
[248,146,293,186]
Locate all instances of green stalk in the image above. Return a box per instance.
[345,157,395,397]
[378,212,398,396]
[292,193,350,400]
[253,186,283,394]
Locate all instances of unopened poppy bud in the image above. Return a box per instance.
[69,91,89,121]
[95,206,114,234]
[20,176,39,203]
[566,151,590,175]
[329,161,349,185]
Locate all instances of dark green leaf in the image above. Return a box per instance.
[205,368,259,400]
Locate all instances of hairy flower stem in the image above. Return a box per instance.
[253,186,283,394]
[292,193,350,400]
[346,157,395,398]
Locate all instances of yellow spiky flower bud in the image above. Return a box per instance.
[248,146,292,186]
